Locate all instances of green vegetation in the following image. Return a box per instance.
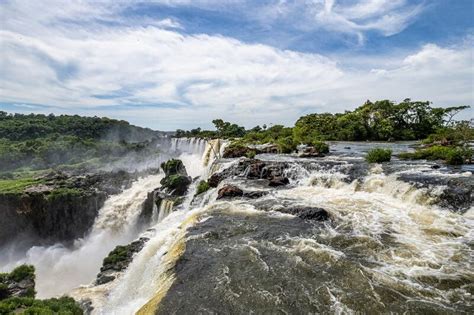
[160,159,186,176]
[196,180,210,195]
[103,245,130,266]
[399,146,472,165]
[7,265,35,283]
[366,148,392,163]
[0,112,161,173]
[0,265,81,313]
[0,177,44,193]
[0,296,83,314]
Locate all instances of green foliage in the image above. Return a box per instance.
[46,188,83,200]
[399,146,473,165]
[196,180,210,195]
[103,245,130,266]
[366,148,392,163]
[0,112,161,173]
[245,150,257,158]
[0,178,43,193]
[7,265,35,283]
[0,296,83,314]
[276,136,297,153]
[309,141,329,154]
[160,159,185,176]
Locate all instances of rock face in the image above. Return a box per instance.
[139,159,191,224]
[0,170,141,247]
[298,146,325,158]
[208,158,291,189]
[0,265,36,299]
[95,238,149,285]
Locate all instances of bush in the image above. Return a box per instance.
[196,180,210,195]
[399,145,472,165]
[366,148,392,163]
[311,141,330,154]
[245,150,256,158]
[0,296,83,314]
[8,265,35,283]
[277,136,297,153]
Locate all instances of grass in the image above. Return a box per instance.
[366,148,392,163]
[0,177,44,194]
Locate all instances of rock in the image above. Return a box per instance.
[223,145,257,158]
[243,191,268,199]
[217,185,243,199]
[268,176,290,187]
[95,238,149,285]
[298,146,325,158]
[280,207,330,221]
[208,172,224,188]
[161,159,188,177]
[0,265,36,299]
[160,174,192,196]
[431,164,441,169]
[344,146,351,149]
[245,160,266,179]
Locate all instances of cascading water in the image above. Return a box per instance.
[0,174,164,298]
[4,139,471,313]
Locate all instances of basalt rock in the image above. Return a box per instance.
[217,185,244,199]
[268,176,290,187]
[280,207,330,221]
[223,145,257,158]
[96,237,149,285]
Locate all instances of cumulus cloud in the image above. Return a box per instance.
[0,0,472,130]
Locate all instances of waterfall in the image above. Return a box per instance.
[156,200,175,223]
[0,174,163,298]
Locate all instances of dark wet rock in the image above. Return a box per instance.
[268,176,290,187]
[431,164,441,169]
[0,169,149,247]
[279,207,330,221]
[95,237,149,285]
[243,191,268,199]
[396,173,473,213]
[160,159,187,177]
[217,185,243,199]
[208,172,224,188]
[159,159,191,197]
[344,146,351,149]
[160,175,192,196]
[223,145,257,158]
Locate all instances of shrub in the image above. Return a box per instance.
[245,150,256,158]
[196,180,210,195]
[277,136,297,153]
[366,148,392,163]
[8,265,35,283]
[0,296,83,314]
[399,145,472,165]
[311,141,330,154]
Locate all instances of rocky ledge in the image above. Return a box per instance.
[0,169,155,247]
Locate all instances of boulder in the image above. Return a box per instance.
[298,146,325,158]
[217,185,243,199]
[280,207,330,221]
[268,176,290,187]
[243,191,268,199]
[223,145,257,158]
[160,174,192,196]
[160,159,187,177]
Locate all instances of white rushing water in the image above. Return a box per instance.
[0,174,164,298]
[2,139,472,313]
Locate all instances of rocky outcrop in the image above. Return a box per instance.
[268,176,290,187]
[0,170,148,247]
[96,238,149,285]
[139,159,191,225]
[0,265,35,299]
[298,146,325,158]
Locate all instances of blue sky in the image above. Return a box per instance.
[1,0,473,130]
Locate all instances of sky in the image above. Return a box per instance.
[0,0,473,130]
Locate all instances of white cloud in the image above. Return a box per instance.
[0,0,472,130]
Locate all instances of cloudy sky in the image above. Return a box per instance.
[0,0,473,130]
